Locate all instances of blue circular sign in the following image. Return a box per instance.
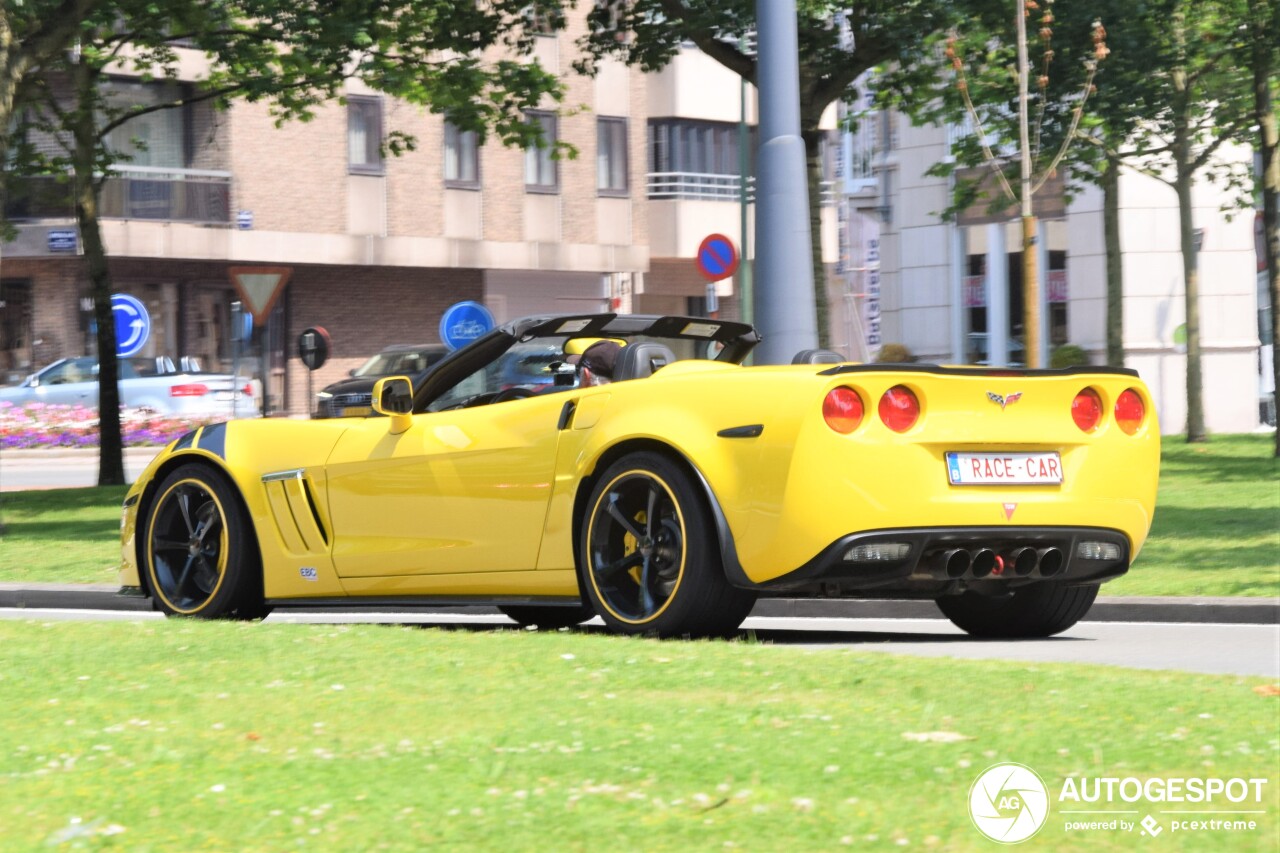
[696,233,739,282]
[111,293,151,357]
[439,301,495,351]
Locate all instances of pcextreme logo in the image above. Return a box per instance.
[968,763,1051,843]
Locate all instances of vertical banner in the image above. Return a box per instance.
[838,210,881,360]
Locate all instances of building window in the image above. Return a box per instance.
[597,117,628,196]
[444,122,479,187]
[102,80,187,168]
[348,96,383,175]
[524,111,558,193]
[648,119,746,175]
[524,4,557,35]
[647,118,754,200]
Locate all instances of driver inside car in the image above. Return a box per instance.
[576,339,622,387]
[553,338,625,388]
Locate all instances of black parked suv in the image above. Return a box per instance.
[313,343,448,418]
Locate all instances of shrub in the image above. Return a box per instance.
[1050,344,1092,369]
[874,343,916,364]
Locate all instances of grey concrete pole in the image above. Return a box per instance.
[752,0,817,364]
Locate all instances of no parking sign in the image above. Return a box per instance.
[695,233,739,282]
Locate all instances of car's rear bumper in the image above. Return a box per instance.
[746,526,1130,595]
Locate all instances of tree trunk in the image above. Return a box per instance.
[1103,152,1125,367]
[1250,0,1279,455]
[1022,214,1039,366]
[71,70,125,485]
[1171,6,1205,443]
[802,128,829,348]
[1175,154,1206,442]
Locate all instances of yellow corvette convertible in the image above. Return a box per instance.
[118,313,1160,638]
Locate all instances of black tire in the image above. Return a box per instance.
[498,603,595,630]
[936,584,1099,638]
[578,451,756,638]
[143,463,267,620]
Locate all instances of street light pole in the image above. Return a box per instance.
[739,42,753,329]
[753,0,817,364]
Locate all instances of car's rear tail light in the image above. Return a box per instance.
[169,383,209,397]
[1077,541,1121,561]
[1071,388,1102,432]
[242,383,254,396]
[1114,388,1145,434]
[878,385,920,432]
[823,387,864,434]
[844,542,911,562]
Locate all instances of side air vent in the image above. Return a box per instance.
[262,470,328,555]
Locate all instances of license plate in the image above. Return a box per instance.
[340,406,372,418]
[946,451,1063,485]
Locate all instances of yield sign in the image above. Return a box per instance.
[229,266,293,324]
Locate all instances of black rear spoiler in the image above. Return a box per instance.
[817,363,1140,378]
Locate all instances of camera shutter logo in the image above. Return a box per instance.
[968,763,1050,843]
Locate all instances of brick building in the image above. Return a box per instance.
[1,17,648,416]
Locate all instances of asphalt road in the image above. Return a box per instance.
[4,609,1276,677]
[0,449,159,491]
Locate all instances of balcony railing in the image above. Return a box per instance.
[4,165,232,224]
[647,172,838,206]
[647,171,753,201]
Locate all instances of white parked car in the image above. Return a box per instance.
[0,356,261,418]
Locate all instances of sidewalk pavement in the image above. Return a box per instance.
[0,583,1275,624]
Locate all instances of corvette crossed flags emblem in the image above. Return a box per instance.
[986,391,1023,410]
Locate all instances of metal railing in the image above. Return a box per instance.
[647,172,838,206]
[4,164,232,224]
[647,171,753,201]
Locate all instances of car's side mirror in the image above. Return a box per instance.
[348,368,356,377]
[372,376,414,434]
[25,375,38,388]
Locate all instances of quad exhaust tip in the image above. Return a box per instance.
[970,548,997,578]
[936,545,1065,579]
[1008,546,1039,576]
[1037,547,1064,576]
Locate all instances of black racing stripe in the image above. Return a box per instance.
[198,422,227,459]
[173,429,197,451]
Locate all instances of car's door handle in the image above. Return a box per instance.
[557,400,576,430]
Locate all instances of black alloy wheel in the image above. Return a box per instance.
[145,464,266,619]
[580,452,755,637]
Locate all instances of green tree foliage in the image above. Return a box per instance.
[9,0,565,484]
[575,1,951,348]
[919,0,1260,441]
[0,0,100,179]
[1121,0,1255,442]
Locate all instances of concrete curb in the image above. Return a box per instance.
[1,583,1275,624]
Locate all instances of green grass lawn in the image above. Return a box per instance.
[1105,434,1279,597]
[0,620,1274,851]
[0,435,1276,595]
[0,485,127,584]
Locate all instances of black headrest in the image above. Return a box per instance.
[791,348,845,365]
[613,342,678,382]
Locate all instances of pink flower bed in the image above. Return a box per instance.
[0,402,219,449]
